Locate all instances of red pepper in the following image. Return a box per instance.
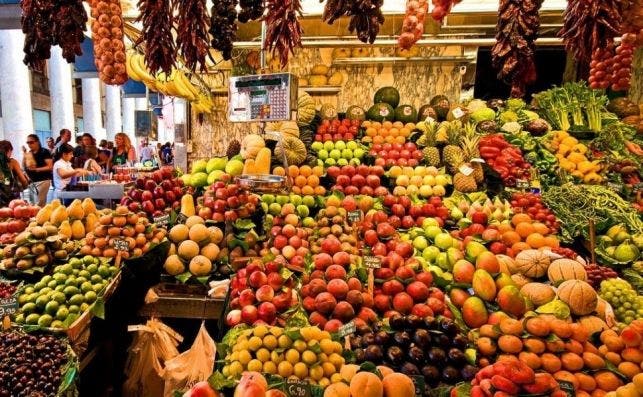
[480,147,501,157]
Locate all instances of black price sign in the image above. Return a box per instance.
[0,297,18,317]
[113,239,129,252]
[558,380,574,396]
[363,256,381,269]
[175,213,188,224]
[285,379,311,397]
[347,210,361,223]
[337,321,356,338]
[515,179,530,190]
[410,375,425,397]
[154,214,170,227]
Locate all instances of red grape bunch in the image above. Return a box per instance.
[585,263,619,289]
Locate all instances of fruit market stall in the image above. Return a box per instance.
[4,0,643,395]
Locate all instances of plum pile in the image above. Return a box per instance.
[0,332,68,396]
[351,315,477,393]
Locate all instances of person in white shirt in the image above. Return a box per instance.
[139,138,155,163]
[53,144,91,203]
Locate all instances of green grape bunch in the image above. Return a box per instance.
[599,278,643,325]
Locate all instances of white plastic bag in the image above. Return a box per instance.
[123,318,183,397]
[163,321,217,396]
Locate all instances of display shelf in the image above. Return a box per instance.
[300,86,342,94]
[331,56,476,66]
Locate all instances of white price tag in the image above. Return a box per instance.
[452,107,465,119]
[458,164,474,176]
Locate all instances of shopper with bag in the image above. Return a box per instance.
[0,141,29,206]
[23,134,53,206]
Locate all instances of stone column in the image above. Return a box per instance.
[122,97,135,143]
[81,78,104,140]
[0,30,33,161]
[47,46,75,135]
[105,84,122,140]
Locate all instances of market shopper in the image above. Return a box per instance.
[73,133,94,168]
[53,144,91,202]
[46,137,55,153]
[0,141,29,205]
[139,138,155,163]
[110,133,136,170]
[83,145,103,174]
[23,134,53,207]
[54,128,72,160]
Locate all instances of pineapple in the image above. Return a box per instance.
[452,151,477,193]
[442,122,464,171]
[421,121,441,167]
[461,123,484,183]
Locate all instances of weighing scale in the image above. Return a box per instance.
[228,73,298,122]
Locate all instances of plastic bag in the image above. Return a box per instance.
[123,318,183,397]
[163,321,217,396]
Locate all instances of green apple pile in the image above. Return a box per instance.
[13,255,118,329]
[310,141,366,168]
[261,194,317,227]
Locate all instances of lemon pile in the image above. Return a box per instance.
[222,325,345,387]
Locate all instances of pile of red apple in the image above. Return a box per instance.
[479,135,531,186]
[302,259,378,332]
[326,164,389,196]
[510,192,559,233]
[226,259,297,327]
[374,194,449,231]
[198,181,260,223]
[121,167,185,218]
[369,142,423,168]
[0,200,39,244]
[372,264,449,319]
[266,222,311,270]
[315,118,360,142]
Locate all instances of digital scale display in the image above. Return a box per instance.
[228,73,298,122]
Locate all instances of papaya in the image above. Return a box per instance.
[254,148,272,174]
[35,204,52,225]
[243,159,257,175]
[66,199,84,219]
[81,198,97,216]
[71,220,85,240]
[180,194,195,217]
[58,221,72,239]
[50,206,68,225]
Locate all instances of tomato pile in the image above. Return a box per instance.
[315,119,361,142]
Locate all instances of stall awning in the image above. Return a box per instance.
[73,37,98,79]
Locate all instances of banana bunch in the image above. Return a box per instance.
[126,51,214,114]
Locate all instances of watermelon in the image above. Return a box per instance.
[430,95,451,121]
[374,87,400,108]
[346,105,366,121]
[367,103,395,122]
[418,105,437,121]
[394,105,417,123]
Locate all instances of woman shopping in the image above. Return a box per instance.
[110,133,136,171]
[0,141,29,206]
[53,144,91,203]
[23,134,53,206]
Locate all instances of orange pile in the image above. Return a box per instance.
[361,121,415,144]
[274,165,326,195]
[498,213,560,257]
[475,315,626,396]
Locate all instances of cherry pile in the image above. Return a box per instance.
[584,263,619,289]
[0,332,68,397]
[0,283,16,299]
[510,192,559,233]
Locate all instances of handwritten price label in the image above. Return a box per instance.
[153,214,170,227]
[113,239,129,252]
[363,256,381,269]
[558,380,574,396]
[410,375,425,397]
[347,210,361,223]
[285,379,311,397]
[515,179,530,190]
[0,297,18,317]
[338,321,356,338]
[175,213,188,224]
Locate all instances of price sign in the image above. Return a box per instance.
[338,321,356,338]
[410,375,425,397]
[458,164,474,177]
[451,107,465,119]
[113,239,129,252]
[607,182,623,192]
[153,214,170,227]
[363,256,381,269]
[0,297,18,317]
[558,380,574,396]
[175,213,188,224]
[347,210,361,223]
[516,179,530,190]
[264,131,282,141]
[285,379,311,397]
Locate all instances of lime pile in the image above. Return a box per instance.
[222,325,345,387]
[14,255,118,328]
